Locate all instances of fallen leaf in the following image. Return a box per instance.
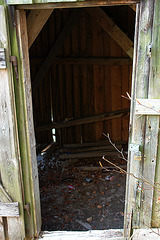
[97,205,102,209]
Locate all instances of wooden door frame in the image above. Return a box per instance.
[10,1,160,240]
[14,1,138,238]
[6,0,160,239]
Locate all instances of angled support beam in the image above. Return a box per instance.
[130,4,136,11]
[35,108,129,132]
[86,8,134,59]
[27,9,53,49]
[32,9,82,91]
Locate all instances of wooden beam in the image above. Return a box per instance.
[130,4,136,11]
[59,150,122,159]
[0,183,12,203]
[86,8,134,58]
[30,56,132,65]
[32,9,82,91]
[27,9,53,49]
[63,140,125,148]
[75,165,126,171]
[0,202,19,217]
[54,57,132,65]
[60,144,123,153]
[16,1,140,10]
[35,108,129,132]
[38,229,124,240]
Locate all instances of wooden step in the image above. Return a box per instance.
[38,229,124,240]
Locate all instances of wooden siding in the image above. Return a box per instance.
[29,6,135,145]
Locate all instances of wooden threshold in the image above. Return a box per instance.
[38,229,124,239]
[38,229,160,239]
[16,1,140,10]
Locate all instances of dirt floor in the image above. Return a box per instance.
[37,146,126,231]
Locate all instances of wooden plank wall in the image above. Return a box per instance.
[29,6,135,145]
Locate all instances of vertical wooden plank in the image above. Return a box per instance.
[71,10,81,143]
[148,0,160,228]
[136,0,158,228]
[0,5,25,240]
[16,10,41,237]
[92,18,104,141]
[111,65,122,141]
[86,11,94,143]
[121,65,130,142]
[55,9,64,145]
[78,10,87,143]
[103,30,111,137]
[110,38,122,141]
[0,217,5,240]
[124,1,154,237]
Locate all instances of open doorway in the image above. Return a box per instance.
[28,5,135,231]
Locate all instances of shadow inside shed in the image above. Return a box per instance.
[29,5,135,231]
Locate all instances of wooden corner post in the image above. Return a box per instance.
[0,4,26,240]
[0,4,41,239]
[124,0,160,238]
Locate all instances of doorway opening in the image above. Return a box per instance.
[28,5,135,231]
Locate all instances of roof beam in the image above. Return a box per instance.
[86,7,134,58]
[27,9,53,49]
[16,1,140,10]
[32,9,82,91]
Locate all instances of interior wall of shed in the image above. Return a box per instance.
[29,6,135,146]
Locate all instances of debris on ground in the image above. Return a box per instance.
[37,144,126,231]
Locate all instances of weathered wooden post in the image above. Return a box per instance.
[0,4,26,239]
[0,2,41,239]
[124,0,160,238]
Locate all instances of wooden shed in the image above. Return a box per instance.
[0,0,160,239]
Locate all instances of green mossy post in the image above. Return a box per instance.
[0,1,41,239]
[7,7,35,237]
[0,4,26,239]
[7,6,41,239]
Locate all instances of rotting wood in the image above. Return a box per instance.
[35,108,129,132]
[86,8,134,58]
[27,9,53,49]
[0,203,19,217]
[16,1,140,10]
[30,57,132,65]
[32,9,82,91]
